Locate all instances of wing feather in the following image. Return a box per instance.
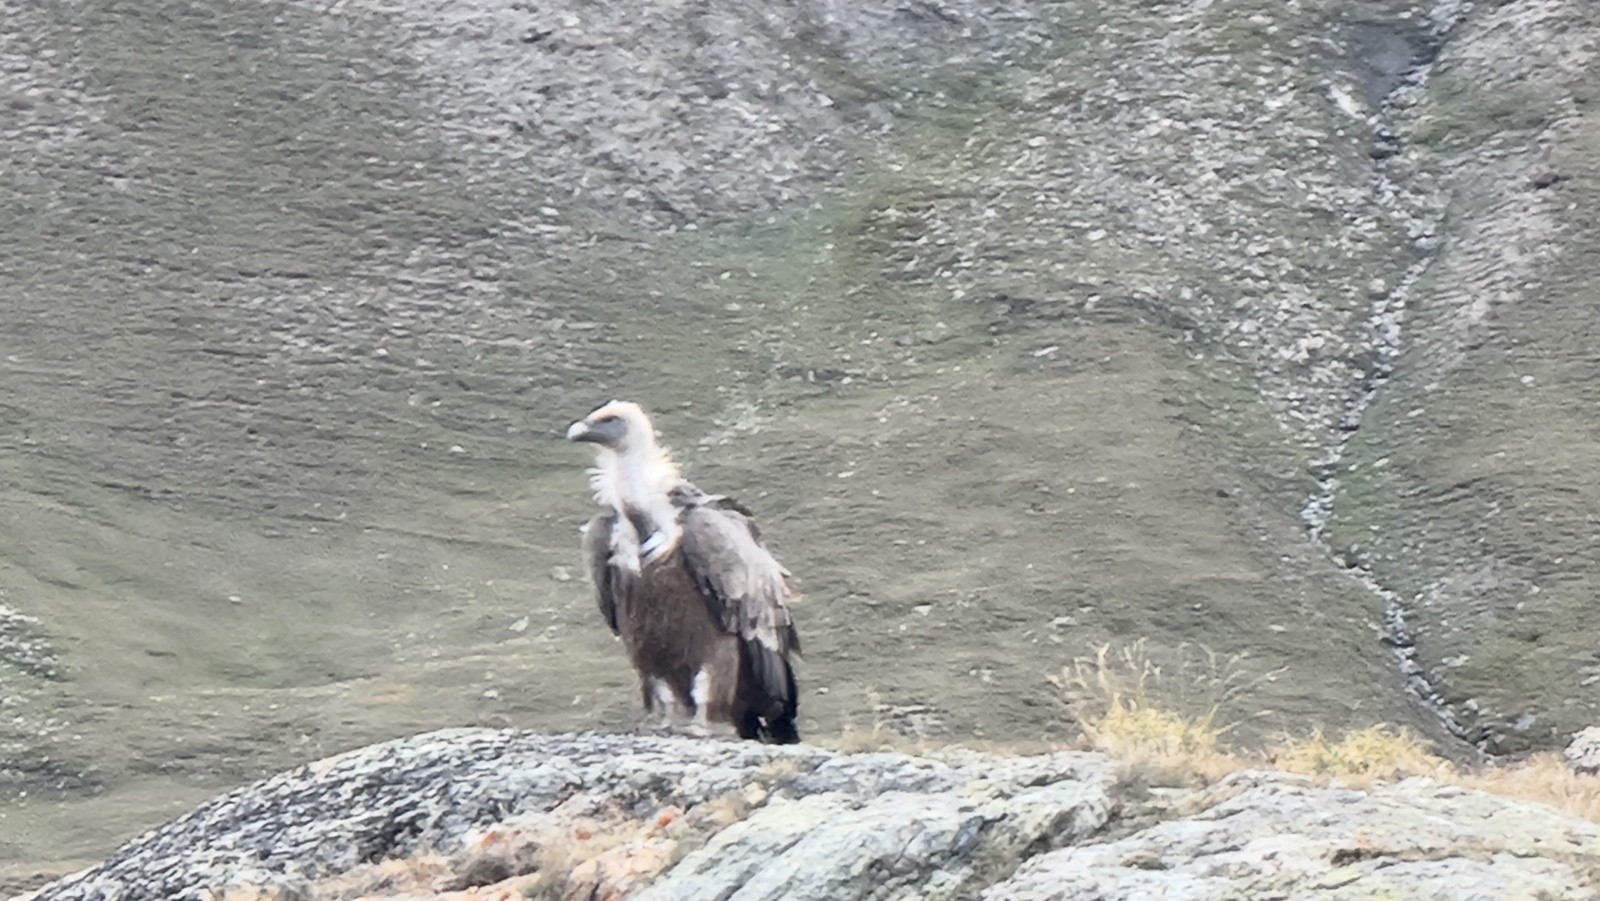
[677,496,800,703]
[582,511,620,635]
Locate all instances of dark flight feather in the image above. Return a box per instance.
[583,511,620,634]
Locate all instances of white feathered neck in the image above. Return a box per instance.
[588,435,683,566]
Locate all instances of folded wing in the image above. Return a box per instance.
[677,493,800,707]
[582,511,620,634]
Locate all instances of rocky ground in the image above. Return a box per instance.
[1,0,1598,882]
[17,730,1600,900]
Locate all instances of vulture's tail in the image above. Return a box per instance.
[761,652,800,743]
[760,712,800,744]
[741,642,800,744]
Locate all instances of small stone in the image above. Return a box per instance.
[550,566,573,582]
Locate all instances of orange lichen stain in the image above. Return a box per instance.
[655,807,681,829]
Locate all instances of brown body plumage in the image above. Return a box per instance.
[568,401,800,743]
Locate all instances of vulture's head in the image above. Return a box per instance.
[566,399,655,452]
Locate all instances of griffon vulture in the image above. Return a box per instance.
[566,400,801,743]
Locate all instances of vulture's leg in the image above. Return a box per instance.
[635,677,677,733]
[683,667,712,737]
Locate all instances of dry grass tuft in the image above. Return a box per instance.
[1053,640,1273,753]
[816,643,1600,828]
[818,686,959,756]
[1048,641,1600,824]
[1050,640,1271,785]
[1456,753,1600,823]
[1269,725,1452,786]
[824,722,941,755]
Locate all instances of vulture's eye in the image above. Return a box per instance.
[595,414,619,425]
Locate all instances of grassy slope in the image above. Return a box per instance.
[1325,1,1600,753]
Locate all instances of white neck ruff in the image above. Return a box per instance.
[589,440,683,569]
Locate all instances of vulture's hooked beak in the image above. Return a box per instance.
[567,416,626,445]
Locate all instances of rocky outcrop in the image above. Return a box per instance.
[20,731,1600,900]
[1567,728,1600,777]
[995,773,1596,900]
